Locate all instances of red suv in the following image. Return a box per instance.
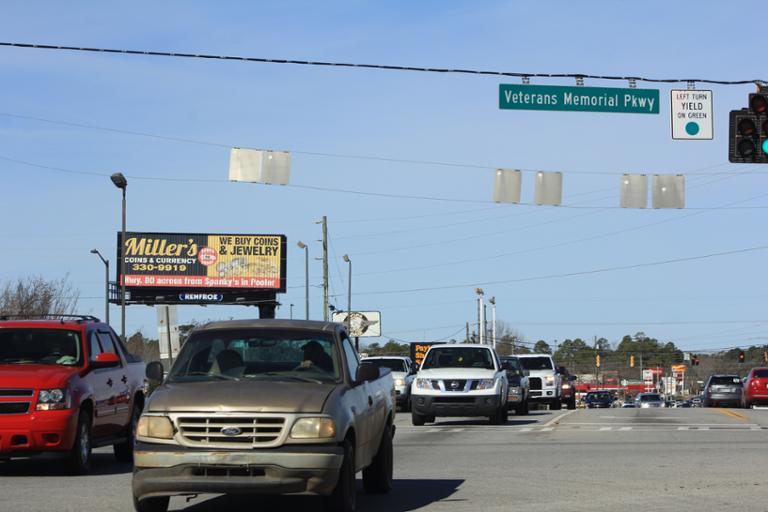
[742,367,768,408]
[0,315,146,473]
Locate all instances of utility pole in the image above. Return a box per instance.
[476,288,485,345]
[465,322,470,343]
[318,216,329,321]
[489,297,497,350]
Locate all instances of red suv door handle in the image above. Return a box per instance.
[106,378,113,387]
[121,375,128,384]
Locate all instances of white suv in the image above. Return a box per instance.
[410,344,508,425]
[515,354,562,410]
[362,356,416,411]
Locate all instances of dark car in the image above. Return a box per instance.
[703,374,743,408]
[584,391,613,409]
[501,356,530,415]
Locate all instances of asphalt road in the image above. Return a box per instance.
[2,407,768,512]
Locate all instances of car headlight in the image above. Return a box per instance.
[544,375,555,385]
[476,379,497,390]
[562,384,571,389]
[415,378,433,390]
[290,417,336,439]
[508,386,521,395]
[36,388,69,410]
[137,416,175,440]
[394,378,405,387]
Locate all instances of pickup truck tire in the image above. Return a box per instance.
[67,410,92,474]
[324,439,356,512]
[114,404,140,463]
[489,407,507,425]
[133,495,169,512]
[411,412,426,426]
[362,424,393,494]
[566,396,577,410]
[515,400,529,415]
[550,399,562,410]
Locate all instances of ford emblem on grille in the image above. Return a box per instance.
[450,381,460,389]
[221,427,242,436]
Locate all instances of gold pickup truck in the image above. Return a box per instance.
[132,320,395,512]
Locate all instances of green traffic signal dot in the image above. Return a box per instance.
[763,139,768,155]
[685,122,699,136]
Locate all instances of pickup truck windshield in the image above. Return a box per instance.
[168,329,340,383]
[518,357,553,371]
[587,392,612,400]
[639,394,662,401]
[365,358,407,372]
[421,347,494,370]
[0,329,82,366]
[709,376,741,386]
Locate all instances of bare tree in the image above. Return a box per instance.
[0,275,80,317]
[494,321,526,356]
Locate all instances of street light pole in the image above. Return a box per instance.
[343,254,351,325]
[475,288,484,345]
[290,304,294,319]
[110,172,127,341]
[90,249,109,325]
[489,296,497,350]
[297,241,309,320]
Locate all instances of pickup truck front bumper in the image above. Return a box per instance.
[133,441,344,499]
[411,394,501,417]
[0,409,78,455]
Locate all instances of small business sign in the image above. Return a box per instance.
[671,89,713,139]
[331,311,381,338]
[179,292,224,302]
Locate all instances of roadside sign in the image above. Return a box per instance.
[671,89,713,139]
[499,84,660,114]
[331,311,381,337]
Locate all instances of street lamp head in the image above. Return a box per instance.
[489,296,495,305]
[475,288,484,296]
[110,172,128,189]
[342,254,350,263]
[297,241,306,249]
[90,249,98,254]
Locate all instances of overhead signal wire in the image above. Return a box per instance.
[1,42,764,85]
[353,244,768,296]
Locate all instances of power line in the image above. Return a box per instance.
[355,244,768,296]
[1,42,764,85]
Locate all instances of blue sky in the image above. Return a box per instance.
[1,1,766,353]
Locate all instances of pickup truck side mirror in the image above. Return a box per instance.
[356,362,379,384]
[146,361,165,382]
[92,352,121,369]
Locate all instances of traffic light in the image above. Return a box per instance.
[764,350,768,363]
[738,351,746,363]
[629,354,635,368]
[596,354,601,368]
[729,91,768,163]
[692,355,700,366]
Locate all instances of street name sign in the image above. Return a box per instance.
[499,84,660,114]
[670,89,713,139]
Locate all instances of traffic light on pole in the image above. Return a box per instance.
[629,354,635,368]
[738,351,746,363]
[692,355,699,366]
[729,90,768,163]
[596,354,601,368]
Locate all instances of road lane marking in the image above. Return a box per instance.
[715,409,749,422]
[540,427,554,432]
[599,427,612,431]
[543,409,577,427]
[678,427,690,431]
[619,427,632,431]
[698,426,710,430]
[519,427,533,432]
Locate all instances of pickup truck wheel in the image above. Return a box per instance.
[489,407,506,425]
[114,405,140,463]
[516,400,529,416]
[133,495,169,512]
[67,410,92,474]
[550,399,562,411]
[567,397,577,410]
[362,424,393,494]
[411,412,426,426]
[324,439,356,512]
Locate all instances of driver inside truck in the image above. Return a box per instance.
[299,340,334,372]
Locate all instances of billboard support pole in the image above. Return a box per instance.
[320,216,329,321]
[165,305,174,367]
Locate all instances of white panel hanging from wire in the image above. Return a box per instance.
[228,148,291,185]
[620,174,648,208]
[652,174,685,209]
[534,171,562,206]
[492,169,522,204]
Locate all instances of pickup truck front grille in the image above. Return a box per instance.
[529,378,542,390]
[0,402,30,414]
[175,415,287,449]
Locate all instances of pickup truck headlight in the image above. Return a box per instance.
[394,378,405,387]
[36,388,69,410]
[508,386,522,395]
[544,375,555,386]
[475,379,497,390]
[290,417,336,439]
[415,378,433,390]
[137,416,174,440]
[562,384,571,389]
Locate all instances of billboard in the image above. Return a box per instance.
[331,311,381,338]
[410,342,445,370]
[117,232,287,300]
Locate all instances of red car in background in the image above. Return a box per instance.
[0,316,146,473]
[742,367,768,408]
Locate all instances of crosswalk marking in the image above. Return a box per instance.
[540,427,554,432]
[397,424,767,434]
[619,427,632,431]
